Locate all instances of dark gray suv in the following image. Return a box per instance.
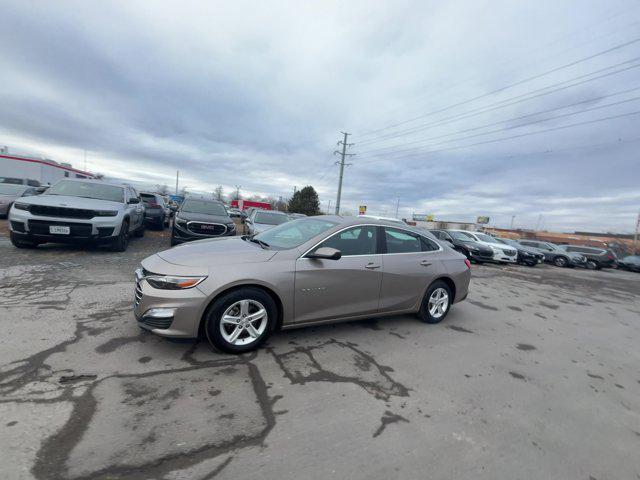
[557,245,617,269]
[517,239,586,268]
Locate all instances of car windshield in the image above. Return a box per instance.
[47,180,124,202]
[254,211,288,225]
[180,199,227,216]
[449,231,476,241]
[475,233,500,243]
[253,217,338,249]
[0,184,27,195]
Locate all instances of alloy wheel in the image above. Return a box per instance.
[428,288,449,319]
[219,299,268,346]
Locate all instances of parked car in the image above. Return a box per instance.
[428,229,494,263]
[0,184,39,218]
[171,198,236,246]
[359,215,405,226]
[491,237,545,266]
[517,239,586,267]
[245,209,290,235]
[446,229,518,263]
[8,179,145,251]
[556,244,617,270]
[134,216,471,353]
[140,192,170,229]
[617,255,640,272]
[0,177,41,187]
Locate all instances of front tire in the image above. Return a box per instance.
[111,221,129,252]
[554,256,568,267]
[586,260,599,270]
[204,288,276,354]
[418,280,452,324]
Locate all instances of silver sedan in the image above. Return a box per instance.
[134,216,471,353]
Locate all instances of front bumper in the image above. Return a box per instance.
[467,250,494,262]
[133,267,208,338]
[8,209,123,244]
[491,249,517,263]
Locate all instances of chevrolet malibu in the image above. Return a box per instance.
[134,216,471,353]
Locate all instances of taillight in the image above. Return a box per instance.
[607,254,614,260]
[464,259,471,269]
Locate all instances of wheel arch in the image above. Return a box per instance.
[198,283,284,338]
[419,275,457,306]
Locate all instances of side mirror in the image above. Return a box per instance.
[307,247,342,260]
[128,197,140,204]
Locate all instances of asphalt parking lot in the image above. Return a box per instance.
[1,220,639,480]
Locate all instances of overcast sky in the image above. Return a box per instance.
[1,0,639,232]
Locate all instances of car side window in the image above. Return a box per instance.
[420,236,440,252]
[385,228,422,254]
[316,226,378,256]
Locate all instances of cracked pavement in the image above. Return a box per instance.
[1,222,639,479]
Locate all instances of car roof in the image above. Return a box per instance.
[55,178,125,189]
[182,197,224,204]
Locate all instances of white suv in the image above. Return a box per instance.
[8,179,145,251]
[447,230,518,263]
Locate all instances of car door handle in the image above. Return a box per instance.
[420,260,432,266]
[365,263,381,270]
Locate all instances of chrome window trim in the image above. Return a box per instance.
[299,223,442,259]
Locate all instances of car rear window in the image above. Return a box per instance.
[254,211,288,225]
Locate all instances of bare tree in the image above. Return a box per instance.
[157,184,169,195]
[214,185,224,202]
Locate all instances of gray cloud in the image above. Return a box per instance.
[1,0,639,232]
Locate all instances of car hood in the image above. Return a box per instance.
[513,245,542,255]
[0,194,20,202]
[175,211,231,223]
[478,241,517,253]
[156,236,277,268]
[17,194,123,210]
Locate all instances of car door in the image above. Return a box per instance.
[378,227,442,312]
[294,225,382,323]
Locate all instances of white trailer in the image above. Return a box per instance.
[0,152,95,186]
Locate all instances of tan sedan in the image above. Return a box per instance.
[134,216,471,353]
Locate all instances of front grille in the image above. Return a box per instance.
[29,205,96,219]
[10,221,25,233]
[187,222,226,236]
[141,317,173,329]
[28,219,93,237]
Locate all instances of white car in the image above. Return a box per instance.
[245,209,290,235]
[447,230,517,263]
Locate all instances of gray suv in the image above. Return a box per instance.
[8,179,145,251]
[517,239,586,267]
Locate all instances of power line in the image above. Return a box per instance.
[356,56,640,147]
[357,90,640,157]
[357,36,640,138]
[351,6,640,134]
[357,109,640,164]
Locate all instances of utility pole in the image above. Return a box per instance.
[83,149,87,172]
[235,185,241,200]
[327,199,331,214]
[395,197,400,218]
[175,171,179,195]
[535,214,542,231]
[634,210,640,254]
[334,132,354,215]
[510,215,515,229]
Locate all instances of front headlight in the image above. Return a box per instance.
[145,275,207,290]
[94,210,118,217]
[13,202,30,211]
[226,222,235,229]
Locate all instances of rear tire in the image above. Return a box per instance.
[111,221,129,252]
[417,280,452,324]
[10,231,38,249]
[204,287,276,354]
